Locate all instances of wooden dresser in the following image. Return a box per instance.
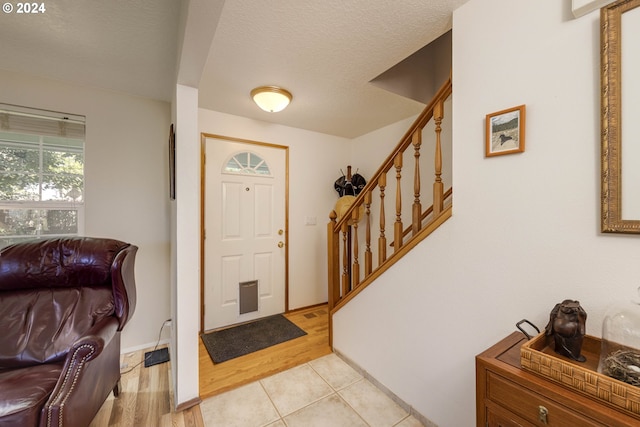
[476,332,640,427]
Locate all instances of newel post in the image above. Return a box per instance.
[327,210,340,311]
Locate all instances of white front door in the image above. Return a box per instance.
[203,135,288,331]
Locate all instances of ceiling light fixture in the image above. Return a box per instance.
[250,86,292,113]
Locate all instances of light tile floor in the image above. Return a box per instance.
[200,353,425,427]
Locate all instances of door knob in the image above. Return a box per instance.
[278,241,284,248]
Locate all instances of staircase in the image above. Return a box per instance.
[327,78,452,344]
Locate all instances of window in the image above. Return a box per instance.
[0,104,85,249]
[223,151,271,175]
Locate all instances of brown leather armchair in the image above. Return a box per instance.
[0,237,138,427]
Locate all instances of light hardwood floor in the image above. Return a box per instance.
[199,304,332,399]
[90,344,203,427]
[90,304,330,426]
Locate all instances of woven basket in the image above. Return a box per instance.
[521,332,640,418]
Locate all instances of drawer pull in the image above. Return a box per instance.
[538,405,549,424]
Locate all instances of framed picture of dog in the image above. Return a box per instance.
[486,105,525,157]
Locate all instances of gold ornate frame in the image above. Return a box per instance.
[601,0,640,233]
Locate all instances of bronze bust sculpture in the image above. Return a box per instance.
[545,299,587,362]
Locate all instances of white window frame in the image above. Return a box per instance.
[0,104,85,247]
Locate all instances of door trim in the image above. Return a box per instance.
[200,133,289,333]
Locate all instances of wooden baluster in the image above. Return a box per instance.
[327,211,340,308]
[394,153,403,251]
[378,173,387,264]
[412,130,422,236]
[433,99,444,215]
[364,190,372,277]
[341,222,350,295]
[352,209,360,287]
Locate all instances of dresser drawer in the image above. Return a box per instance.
[486,404,535,427]
[486,372,605,427]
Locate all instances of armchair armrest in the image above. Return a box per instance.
[40,317,121,427]
[111,244,138,330]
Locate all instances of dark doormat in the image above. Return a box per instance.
[201,314,307,364]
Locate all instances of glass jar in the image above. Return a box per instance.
[598,287,640,386]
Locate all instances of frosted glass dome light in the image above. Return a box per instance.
[251,86,292,113]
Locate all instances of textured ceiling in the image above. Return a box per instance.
[198,0,469,138]
[0,0,469,138]
[0,0,180,101]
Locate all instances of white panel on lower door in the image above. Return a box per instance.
[221,255,241,306]
[222,182,242,239]
[254,252,272,298]
[254,183,273,237]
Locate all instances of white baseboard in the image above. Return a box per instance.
[121,338,170,355]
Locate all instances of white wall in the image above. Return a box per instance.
[0,69,172,351]
[172,84,201,408]
[334,1,640,426]
[198,109,349,309]
[350,115,417,177]
[351,96,451,184]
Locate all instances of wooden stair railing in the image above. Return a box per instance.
[327,78,453,345]
[391,187,453,248]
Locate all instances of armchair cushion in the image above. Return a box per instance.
[0,286,114,369]
[0,364,62,427]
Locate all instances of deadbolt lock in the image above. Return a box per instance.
[278,229,284,235]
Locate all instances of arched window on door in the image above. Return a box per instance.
[223,151,271,176]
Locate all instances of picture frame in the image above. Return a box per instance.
[169,124,176,200]
[485,105,526,157]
